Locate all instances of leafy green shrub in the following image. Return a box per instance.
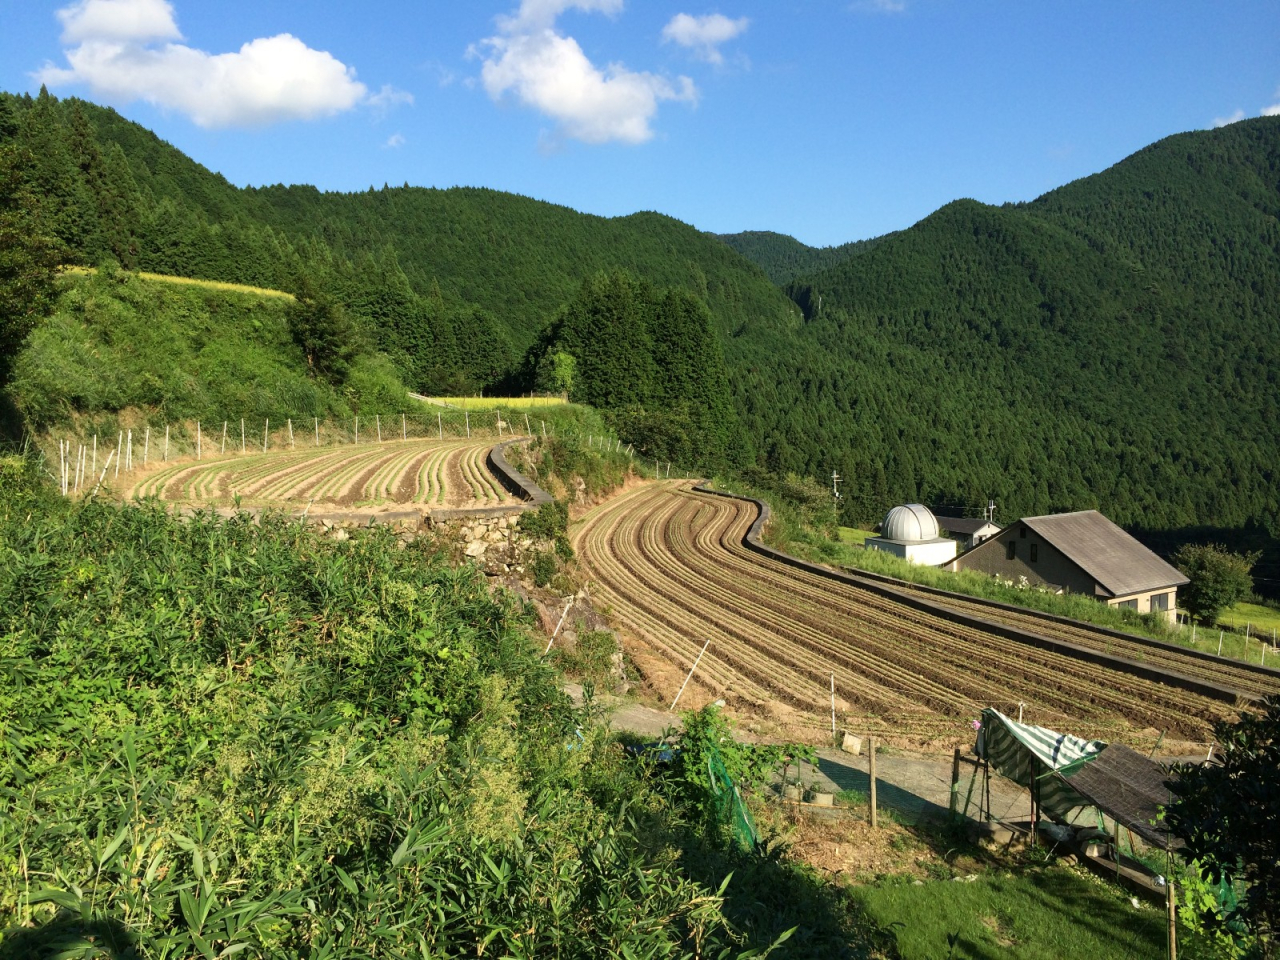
[552,627,618,684]
[0,489,794,957]
[531,549,557,587]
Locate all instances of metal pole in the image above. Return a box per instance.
[93,450,116,496]
[670,638,711,712]
[1217,631,1223,657]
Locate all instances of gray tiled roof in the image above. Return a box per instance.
[936,516,999,536]
[1022,510,1188,598]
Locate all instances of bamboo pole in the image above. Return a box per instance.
[670,639,711,712]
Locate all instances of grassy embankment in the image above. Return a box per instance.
[427,395,567,411]
[6,267,411,457]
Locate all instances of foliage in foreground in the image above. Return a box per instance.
[0,455,874,958]
[1167,697,1280,958]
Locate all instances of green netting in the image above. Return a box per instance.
[708,748,759,852]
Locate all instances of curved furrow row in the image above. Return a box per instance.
[575,482,1231,741]
[677,489,1233,729]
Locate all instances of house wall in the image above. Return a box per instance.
[1108,588,1179,624]
[949,524,1101,595]
[867,537,957,566]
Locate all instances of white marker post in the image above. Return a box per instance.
[197,421,202,460]
[115,432,122,479]
[143,427,150,466]
[1217,631,1224,657]
[163,425,169,463]
[465,411,470,438]
[314,418,319,447]
[376,415,381,443]
[438,412,443,440]
[830,673,836,737]
[402,414,406,441]
[241,419,246,454]
[93,450,115,497]
[221,421,227,455]
[288,419,294,449]
[355,416,359,445]
[263,419,269,454]
[525,413,531,435]
[670,638,712,712]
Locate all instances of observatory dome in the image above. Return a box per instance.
[882,504,940,543]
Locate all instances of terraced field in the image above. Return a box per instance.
[121,438,518,510]
[573,482,1273,746]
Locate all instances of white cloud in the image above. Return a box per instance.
[384,132,406,148]
[38,0,373,128]
[1213,108,1246,128]
[478,0,695,145]
[368,84,415,113]
[661,13,749,65]
[57,0,180,44]
[853,0,906,13]
[1264,88,1280,117]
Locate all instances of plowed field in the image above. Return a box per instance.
[121,438,517,510]
[573,482,1265,746]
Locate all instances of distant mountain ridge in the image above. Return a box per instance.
[715,230,890,285]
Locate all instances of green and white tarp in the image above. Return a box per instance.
[976,708,1105,823]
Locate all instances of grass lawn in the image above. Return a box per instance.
[1218,600,1280,641]
[839,526,878,545]
[850,864,1210,959]
[429,396,567,410]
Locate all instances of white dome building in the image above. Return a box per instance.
[866,503,957,566]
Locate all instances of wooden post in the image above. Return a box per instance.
[241,419,245,454]
[438,412,443,440]
[263,419,269,453]
[1167,860,1178,960]
[288,419,294,449]
[670,638,711,712]
[869,737,878,829]
[354,416,359,444]
[949,747,962,820]
[464,411,470,438]
[314,418,319,447]
[197,421,202,460]
[143,427,149,466]
[376,415,381,443]
[162,426,168,463]
[221,421,226,455]
[402,414,406,441]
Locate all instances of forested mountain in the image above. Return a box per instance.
[716,230,889,286]
[3,86,1279,553]
[766,117,1280,535]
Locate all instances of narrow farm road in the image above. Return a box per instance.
[573,481,1251,750]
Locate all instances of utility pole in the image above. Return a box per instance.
[831,471,843,522]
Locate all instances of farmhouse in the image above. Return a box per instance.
[947,510,1187,623]
[936,515,1001,551]
[865,504,958,566]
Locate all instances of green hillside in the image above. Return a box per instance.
[4,87,1279,554]
[716,230,889,286]
[771,118,1280,534]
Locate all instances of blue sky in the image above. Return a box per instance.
[4,0,1278,246]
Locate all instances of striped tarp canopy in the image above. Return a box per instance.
[977,708,1105,823]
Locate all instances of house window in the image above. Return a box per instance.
[1006,541,1016,561]
[1020,526,1027,539]
[1117,598,1138,610]
[1150,593,1170,612]
[1030,543,1039,563]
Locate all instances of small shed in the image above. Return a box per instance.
[936,515,1001,551]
